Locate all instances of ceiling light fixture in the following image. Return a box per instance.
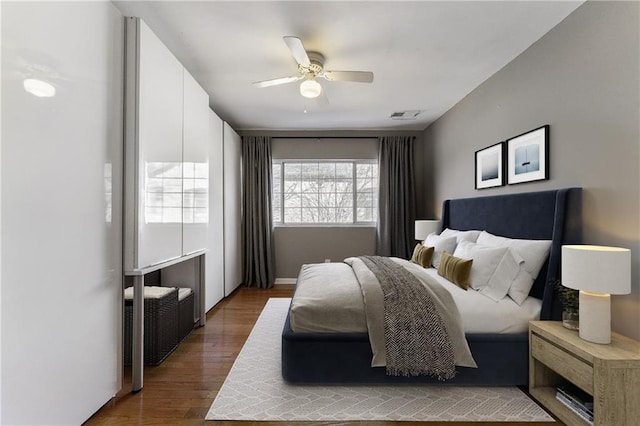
[300,79,321,98]
[23,78,56,97]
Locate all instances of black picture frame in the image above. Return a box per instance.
[475,142,505,189]
[507,125,549,185]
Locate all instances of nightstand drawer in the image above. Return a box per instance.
[531,332,593,394]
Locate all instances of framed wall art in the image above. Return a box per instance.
[507,125,549,185]
[475,142,504,189]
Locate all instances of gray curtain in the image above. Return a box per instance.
[376,135,416,259]
[241,136,275,288]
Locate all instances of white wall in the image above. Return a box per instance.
[1,2,124,424]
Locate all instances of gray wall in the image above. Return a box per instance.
[274,227,376,279]
[422,1,640,339]
[241,130,422,279]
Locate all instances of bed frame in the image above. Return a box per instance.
[282,188,582,385]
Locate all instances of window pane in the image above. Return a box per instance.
[335,163,352,178]
[285,180,300,193]
[274,161,377,225]
[285,163,301,179]
[284,208,301,223]
[273,205,282,223]
[301,181,317,192]
[284,194,302,208]
[319,192,336,206]
[337,208,353,223]
[301,208,318,223]
[357,208,373,222]
[318,207,336,223]
[318,163,335,178]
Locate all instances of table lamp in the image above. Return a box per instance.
[561,245,631,344]
[415,220,440,241]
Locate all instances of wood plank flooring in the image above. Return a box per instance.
[84,286,558,426]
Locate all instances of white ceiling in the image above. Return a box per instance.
[113,1,583,131]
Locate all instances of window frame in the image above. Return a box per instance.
[272,159,378,227]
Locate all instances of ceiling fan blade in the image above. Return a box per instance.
[253,75,302,88]
[322,70,374,83]
[283,36,310,67]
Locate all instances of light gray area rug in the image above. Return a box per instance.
[206,298,552,422]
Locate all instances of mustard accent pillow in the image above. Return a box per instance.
[438,251,473,290]
[410,244,434,268]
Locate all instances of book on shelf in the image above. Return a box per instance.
[556,393,594,425]
[557,383,594,412]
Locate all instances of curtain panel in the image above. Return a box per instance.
[241,136,275,288]
[376,135,416,259]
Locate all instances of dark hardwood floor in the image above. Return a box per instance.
[85,286,558,426]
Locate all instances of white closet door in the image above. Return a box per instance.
[182,70,209,255]
[206,111,225,310]
[135,20,184,268]
[1,2,123,424]
[223,123,243,296]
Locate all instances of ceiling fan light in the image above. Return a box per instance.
[300,79,321,98]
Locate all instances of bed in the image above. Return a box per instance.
[282,188,582,385]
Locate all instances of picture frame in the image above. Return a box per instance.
[507,125,549,185]
[475,142,504,189]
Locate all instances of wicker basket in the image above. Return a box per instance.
[124,287,179,366]
[177,288,195,343]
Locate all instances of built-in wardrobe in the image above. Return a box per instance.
[123,17,242,390]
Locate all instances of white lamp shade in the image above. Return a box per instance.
[562,245,631,295]
[415,220,440,240]
[300,79,322,98]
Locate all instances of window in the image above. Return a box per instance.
[272,161,378,225]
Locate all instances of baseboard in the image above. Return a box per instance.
[274,278,296,285]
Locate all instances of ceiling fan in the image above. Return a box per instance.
[253,36,374,99]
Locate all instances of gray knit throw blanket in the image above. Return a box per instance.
[360,256,456,380]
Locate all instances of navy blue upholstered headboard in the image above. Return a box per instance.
[441,188,582,320]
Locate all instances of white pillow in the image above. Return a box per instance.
[452,241,508,291]
[440,228,482,244]
[482,248,523,302]
[476,231,551,279]
[508,269,535,305]
[423,233,457,268]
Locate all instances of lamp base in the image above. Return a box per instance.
[578,291,611,344]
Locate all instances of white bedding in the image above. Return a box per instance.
[290,260,541,335]
[421,268,541,334]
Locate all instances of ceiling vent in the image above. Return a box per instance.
[390,110,422,120]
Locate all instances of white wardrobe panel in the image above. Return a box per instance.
[1,2,123,424]
[182,70,209,255]
[126,19,184,270]
[206,111,225,310]
[223,122,243,296]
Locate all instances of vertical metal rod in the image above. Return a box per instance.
[198,254,206,327]
[132,275,144,391]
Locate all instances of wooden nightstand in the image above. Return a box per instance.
[529,321,640,426]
